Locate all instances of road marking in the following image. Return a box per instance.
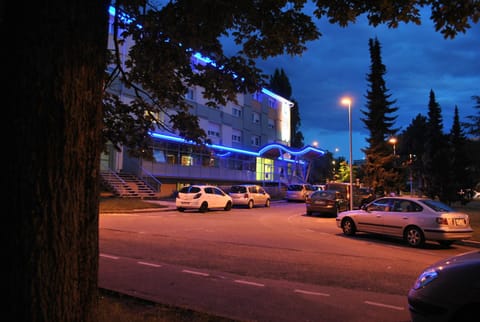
[234,279,265,287]
[137,261,162,268]
[294,289,330,297]
[364,301,405,311]
[100,253,119,260]
[182,269,210,277]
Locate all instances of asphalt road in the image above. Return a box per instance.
[99,201,477,322]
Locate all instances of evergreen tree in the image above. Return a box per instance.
[269,68,304,147]
[360,38,400,194]
[422,90,450,201]
[449,106,471,203]
[463,95,480,138]
[397,114,428,194]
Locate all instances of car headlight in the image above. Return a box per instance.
[413,268,439,290]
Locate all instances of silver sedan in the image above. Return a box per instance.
[336,196,473,247]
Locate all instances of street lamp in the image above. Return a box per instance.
[388,137,397,155]
[341,97,354,210]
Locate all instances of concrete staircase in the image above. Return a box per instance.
[101,170,157,198]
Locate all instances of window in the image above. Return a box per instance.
[252,112,260,124]
[251,135,260,146]
[268,98,276,108]
[184,88,194,100]
[233,107,242,117]
[232,129,241,143]
[208,123,221,138]
[252,92,261,102]
[268,118,275,129]
[208,130,220,137]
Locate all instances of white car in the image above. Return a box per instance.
[229,184,271,208]
[176,185,232,212]
[336,196,473,247]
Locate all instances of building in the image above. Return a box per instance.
[101,6,325,198]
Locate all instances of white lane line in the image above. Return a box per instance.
[100,253,119,260]
[364,301,405,311]
[234,279,265,287]
[294,289,330,297]
[137,261,162,268]
[182,269,210,277]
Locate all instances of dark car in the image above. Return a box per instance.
[408,250,480,322]
[305,190,348,216]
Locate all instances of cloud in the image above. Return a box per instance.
[255,12,479,160]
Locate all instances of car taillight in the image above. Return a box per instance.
[194,193,202,199]
[435,217,449,225]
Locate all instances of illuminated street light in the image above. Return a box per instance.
[388,137,397,155]
[341,97,353,211]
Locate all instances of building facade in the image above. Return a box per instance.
[102,6,325,197]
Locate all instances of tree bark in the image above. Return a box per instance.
[5,1,109,321]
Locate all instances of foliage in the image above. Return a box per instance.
[360,38,401,194]
[422,90,451,201]
[462,95,480,138]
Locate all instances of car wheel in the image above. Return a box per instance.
[265,199,270,208]
[341,218,356,236]
[177,207,185,212]
[438,240,454,248]
[224,201,232,211]
[247,200,254,209]
[199,202,208,213]
[404,226,424,247]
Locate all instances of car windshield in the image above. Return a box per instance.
[419,199,453,212]
[230,186,247,193]
[179,186,201,194]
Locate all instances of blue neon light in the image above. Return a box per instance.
[149,132,325,160]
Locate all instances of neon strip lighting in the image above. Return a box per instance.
[149,132,325,159]
[261,88,294,107]
[258,144,326,157]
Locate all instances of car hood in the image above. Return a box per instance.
[427,250,480,270]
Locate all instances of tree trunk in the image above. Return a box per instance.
[5,1,109,321]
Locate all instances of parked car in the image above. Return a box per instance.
[229,184,271,208]
[285,184,316,202]
[408,250,480,322]
[336,196,473,247]
[325,182,375,209]
[305,190,348,216]
[176,185,232,212]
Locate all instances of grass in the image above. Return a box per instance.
[98,289,238,322]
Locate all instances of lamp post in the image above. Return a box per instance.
[388,137,397,155]
[341,97,353,211]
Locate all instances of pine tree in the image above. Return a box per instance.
[361,38,400,194]
[463,95,480,138]
[398,114,428,194]
[269,68,304,147]
[422,89,450,201]
[449,106,471,203]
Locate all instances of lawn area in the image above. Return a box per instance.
[453,199,480,241]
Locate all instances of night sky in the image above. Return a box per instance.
[256,11,479,160]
